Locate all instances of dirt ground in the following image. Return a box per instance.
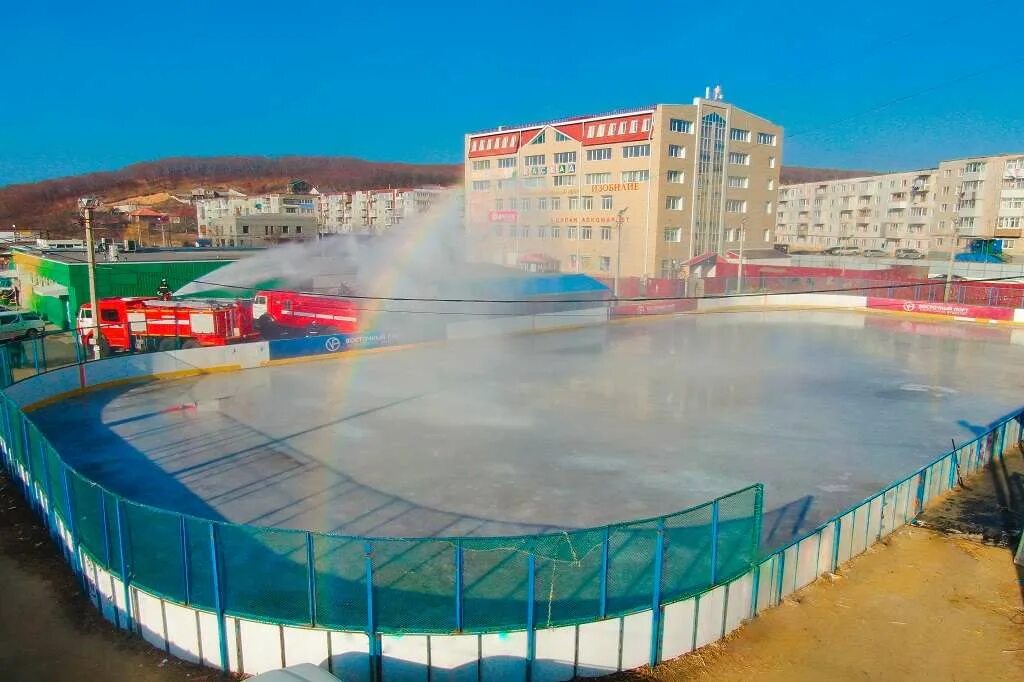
[0,470,219,681]
[628,450,1024,681]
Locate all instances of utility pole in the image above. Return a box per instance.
[78,196,102,360]
[944,190,962,303]
[737,217,747,294]
[614,207,628,297]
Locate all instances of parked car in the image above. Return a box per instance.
[862,249,888,258]
[895,248,925,260]
[823,244,864,254]
[0,310,45,341]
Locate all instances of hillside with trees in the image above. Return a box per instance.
[0,156,462,236]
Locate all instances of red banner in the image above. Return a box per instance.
[610,300,696,317]
[866,297,1015,321]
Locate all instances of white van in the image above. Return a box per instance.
[0,310,45,341]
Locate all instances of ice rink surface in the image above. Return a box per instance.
[33,310,1024,548]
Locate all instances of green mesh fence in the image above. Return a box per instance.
[0,389,765,635]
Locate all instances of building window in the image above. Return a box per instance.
[586,148,612,161]
[495,199,503,210]
[767,178,775,190]
[470,140,478,152]
[585,172,612,184]
[664,227,682,242]
[296,226,302,234]
[582,196,594,210]
[764,201,773,214]
[508,226,517,238]
[597,123,606,137]
[621,169,650,182]
[241,225,249,234]
[524,154,545,166]
[531,131,546,145]
[569,254,578,270]
[670,119,693,133]
[497,157,516,168]
[629,120,638,134]
[551,226,560,238]
[537,226,546,238]
[553,175,576,186]
[665,196,683,211]
[586,126,596,139]
[472,180,490,190]
[730,128,751,142]
[554,131,571,142]
[757,132,777,145]
[568,226,578,239]
[642,118,652,132]
[962,161,986,174]
[727,176,749,189]
[509,198,518,210]
[668,144,685,158]
[667,170,685,184]
[1003,239,1016,249]
[622,144,651,158]
[601,226,612,240]
[554,151,577,164]
[726,199,746,213]
[569,196,580,210]
[472,160,490,170]
[600,256,611,272]
[282,225,290,234]
[551,197,561,210]
[768,156,776,168]
[999,216,1022,228]
[521,198,531,211]
[581,226,592,240]
[601,195,613,210]
[728,152,750,165]
[537,197,547,210]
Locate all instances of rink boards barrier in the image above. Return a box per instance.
[0,298,1021,679]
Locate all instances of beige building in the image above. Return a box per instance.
[206,213,318,247]
[776,152,1024,257]
[464,90,782,279]
[319,187,444,233]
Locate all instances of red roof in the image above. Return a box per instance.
[128,207,167,218]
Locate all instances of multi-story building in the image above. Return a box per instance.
[464,89,782,279]
[776,153,1024,257]
[196,186,444,245]
[319,188,444,233]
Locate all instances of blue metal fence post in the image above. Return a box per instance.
[180,515,192,605]
[37,335,47,373]
[598,527,610,619]
[649,517,666,668]
[208,522,229,672]
[114,498,134,631]
[60,466,83,581]
[526,553,536,680]
[454,539,464,631]
[775,551,786,606]
[99,491,112,569]
[39,439,56,538]
[306,531,317,627]
[0,344,11,388]
[364,541,379,682]
[709,500,720,585]
[31,337,42,375]
[20,418,38,512]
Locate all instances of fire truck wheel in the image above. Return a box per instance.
[157,338,178,352]
[181,339,201,350]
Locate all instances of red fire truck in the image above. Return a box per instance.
[252,290,359,338]
[77,297,259,352]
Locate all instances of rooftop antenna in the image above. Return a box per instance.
[713,84,723,101]
[705,86,711,99]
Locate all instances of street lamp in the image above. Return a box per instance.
[78,196,102,360]
[614,207,628,297]
[944,191,962,303]
[737,217,747,294]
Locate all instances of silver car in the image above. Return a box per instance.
[0,310,45,341]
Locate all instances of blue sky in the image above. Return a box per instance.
[1,0,1022,186]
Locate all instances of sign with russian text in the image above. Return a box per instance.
[866,297,1014,321]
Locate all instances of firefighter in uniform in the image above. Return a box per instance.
[157,278,172,301]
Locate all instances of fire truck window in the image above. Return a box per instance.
[101,310,120,322]
[255,296,266,305]
[283,300,292,311]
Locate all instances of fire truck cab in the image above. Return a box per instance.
[252,290,359,338]
[78,297,258,352]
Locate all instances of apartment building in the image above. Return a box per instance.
[319,188,444,233]
[776,152,1024,257]
[464,89,782,279]
[196,186,443,246]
